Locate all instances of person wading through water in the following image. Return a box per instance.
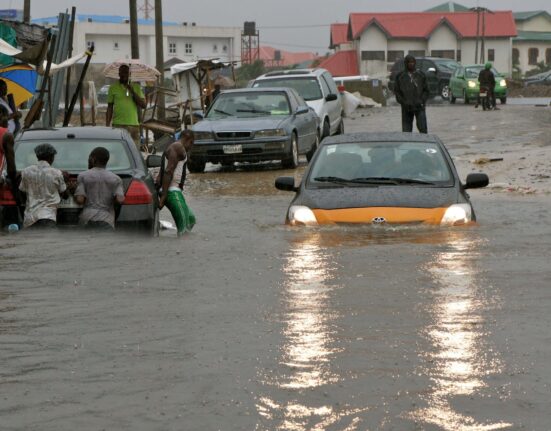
[394,55,429,133]
[156,130,196,236]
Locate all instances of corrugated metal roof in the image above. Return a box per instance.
[425,2,470,12]
[349,11,517,40]
[318,50,358,77]
[330,23,349,49]
[515,30,551,41]
[514,11,551,21]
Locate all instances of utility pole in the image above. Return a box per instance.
[139,0,154,20]
[481,9,486,63]
[129,0,140,59]
[155,0,165,119]
[471,7,493,64]
[23,0,31,23]
[474,7,480,64]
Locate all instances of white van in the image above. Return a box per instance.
[251,68,344,139]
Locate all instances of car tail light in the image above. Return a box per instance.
[123,180,152,205]
[0,184,17,205]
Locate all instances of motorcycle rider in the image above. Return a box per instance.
[476,62,498,110]
[394,55,429,133]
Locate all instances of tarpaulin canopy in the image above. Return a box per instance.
[0,63,37,105]
[170,59,231,77]
[103,59,160,82]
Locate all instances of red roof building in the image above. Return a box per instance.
[330,23,350,50]
[259,46,317,67]
[318,50,359,77]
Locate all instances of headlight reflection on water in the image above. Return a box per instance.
[407,236,512,430]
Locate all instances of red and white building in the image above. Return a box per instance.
[323,11,517,78]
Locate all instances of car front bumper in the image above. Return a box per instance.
[191,137,291,163]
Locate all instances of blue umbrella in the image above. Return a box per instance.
[0,63,38,106]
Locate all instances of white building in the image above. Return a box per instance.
[32,14,242,67]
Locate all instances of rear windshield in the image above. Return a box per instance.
[465,67,499,79]
[433,59,460,72]
[253,77,322,101]
[15,139,133,172]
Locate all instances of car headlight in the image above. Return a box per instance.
[288,205,317,226]
[255,128,287,138]
[468,80,477,88]
[193,131,213,141]
[499,79,507,87]
[441,204,472,226]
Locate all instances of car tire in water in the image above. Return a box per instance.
[450,92,456,104]
[463,90,469,104]
[306,131,320,162]
[187,158,206,173]
[501,97,507,104]
[336,118,344,135]
[282,132,299,169]
[322,119,330,140]
[147,209,160,237]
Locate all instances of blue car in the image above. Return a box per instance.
[189,87,320,172]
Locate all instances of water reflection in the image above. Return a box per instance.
[256,232,367,429]
[409,234,511,430]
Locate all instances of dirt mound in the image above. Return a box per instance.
[508,84,551,97]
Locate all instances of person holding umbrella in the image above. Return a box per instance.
[105,64,146,150]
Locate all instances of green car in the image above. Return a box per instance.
[449,65,508,105]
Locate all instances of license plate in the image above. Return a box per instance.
[223,144,242,154]
[58,196,82,209]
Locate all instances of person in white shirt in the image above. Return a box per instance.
[19,143,69,228]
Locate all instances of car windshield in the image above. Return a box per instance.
[253,77,322,101]
[206,91,291,118]
[465,66,499,79]
[15,139,133,172]
[308,141,453,186]
[434,59,460,72]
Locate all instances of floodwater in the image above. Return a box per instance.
[2,104,551,430]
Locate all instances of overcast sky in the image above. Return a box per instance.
[2,0,550,53]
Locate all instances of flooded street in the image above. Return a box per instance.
[2,102,551,430]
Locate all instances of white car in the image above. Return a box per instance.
[251,68,344,140]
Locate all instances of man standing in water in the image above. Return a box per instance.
[106,64,146,150]
[157,130,196,236]
[394,55,429,133]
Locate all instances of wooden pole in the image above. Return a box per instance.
[23,0,31,23]
[64,7,76,120]
[63,45,95,126]
[129,0,140,59]
[155,0,165,120]
[481,9,486,63]
[474,8,480,64]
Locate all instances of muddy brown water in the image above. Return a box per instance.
[1,104,550,430]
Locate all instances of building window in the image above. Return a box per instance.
[488,49,495,62]
[512,48,520,65]
[456,50,461,62]
[408,50,425,57]
[213,44,218,53]
[86,40,94,50]
[168,42,177,55]
[185,43,193,54]
[361,50,385,61]
[546,48,551,65]
[528,48,539,65]
[222,45,228,53]
[387,50,404,63]
[430,50,454,59]
[113,41,119,50]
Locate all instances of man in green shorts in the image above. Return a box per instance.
[106,64,146,150]
[157,130,196,236]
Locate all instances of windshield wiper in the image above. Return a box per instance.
[351,177,435,185]
[313,176,355,185]
[213,109,233,116]
[236,109,271,115]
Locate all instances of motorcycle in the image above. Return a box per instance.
[479,86,493,111]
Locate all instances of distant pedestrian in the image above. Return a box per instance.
[156,130,196,236]
[394,55,429,133]
[19,143,68,228]
[105,64,146,150]
[0,79,22,135]
[74,147,125,230]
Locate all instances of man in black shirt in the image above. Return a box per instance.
[477,62,498,110]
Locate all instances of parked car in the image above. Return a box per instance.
[250,68,343,139]
[275,132,488,226]
[523,70,551,86]
[449,65,508,104]
[97,84,110,103]
[189,87,320,172]
[0,127,160,235]
[388,57,461,100]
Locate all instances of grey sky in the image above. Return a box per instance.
[2,0,550,53]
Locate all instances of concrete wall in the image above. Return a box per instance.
[358,26,388,77]
[72,22,242,67]
[513,40,551,74]
[459,39,513,76]
[387,40,426,54]
[428,25,458,54]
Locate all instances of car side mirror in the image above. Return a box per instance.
[275,176,298,192]
[464,173,489,189]
[427,67,436,74]
[325,93,338,102]
[295,106,309,115]
[146,154,162,168]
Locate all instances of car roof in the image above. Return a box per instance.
[320,132,442,146]
[220,87,294,94]
[16,126,128,141]
[256,68,327,79]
